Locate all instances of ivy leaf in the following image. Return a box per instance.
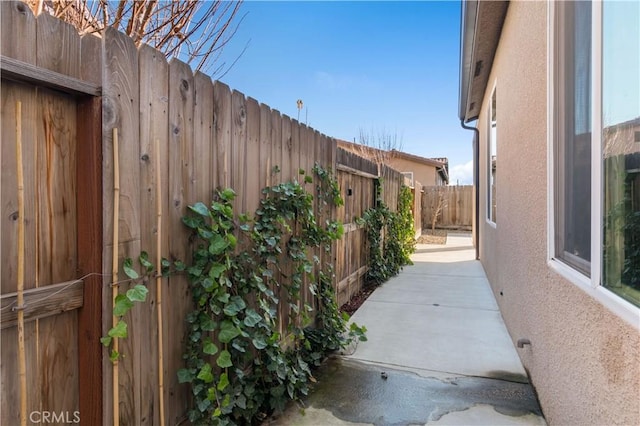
[209,263,226,279]
[122,258,139,280]
[161,258,171,276]
[243,309,262,328]
[174,260,186,271]
[201,278,215,292]
[216,292,230,304]
[209,234,229,255]
[182,215,201,229]
[189,202,210,217]
[252,335,267,350]
[218,321,240,343]
[200,317,216,331]
[236,394,247,409]
[108,320,127,338]
[223,296,246,316]
[100,336,112,347]
[138,251,154,272]
[113,294,133,317]
[304,175,313,184]
[227,233,237,249]
[126,284,148,302]
[109,350,119,362]
[216,350,233,368]
[197,363,214,383]
[197,398,211,413]
[177,368,194,383]
[220,188,236,201]
[217,372,229,391]
[188,266,203,277]
[203,339,219,356]
[197,227,214,239]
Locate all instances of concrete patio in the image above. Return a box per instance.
[270,232,546,425]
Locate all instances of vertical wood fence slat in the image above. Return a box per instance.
[259,103,272,190]
[213,81,232,189]
[138,43,169,426]
[35,13,80,78]
[194,72,214,205]
[102,26,142,425]
[167,58,195,425]
[0,1,37,64]
[231,90,247,214]
[246,97,261,215]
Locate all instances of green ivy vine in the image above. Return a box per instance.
[359,182,416,286]
[101,254,153,362]
[176,164,366,425]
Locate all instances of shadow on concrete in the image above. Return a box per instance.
[414,245,475,254]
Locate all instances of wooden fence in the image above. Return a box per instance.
[334,149,377,306]
[422,185,473,230]
[0,4,410,425]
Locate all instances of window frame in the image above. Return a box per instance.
[487,83,497,227]
[547,1,639,329]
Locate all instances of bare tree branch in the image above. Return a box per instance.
[27,0,246,78]
[355,126,404,167]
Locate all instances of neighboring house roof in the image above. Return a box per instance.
[459,1,509,123]
[336,139,449,184]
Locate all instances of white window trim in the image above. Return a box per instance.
[487,82,497,227]
[547,1,640,330]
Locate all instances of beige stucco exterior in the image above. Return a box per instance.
[387,156,443,187]
[336,140,448,187]
[475,2,640,424]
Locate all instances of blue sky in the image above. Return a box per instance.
[215,0,473,184]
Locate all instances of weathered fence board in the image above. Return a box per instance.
[166,57,196,425]
[138,43,169,426]
[0,1,36,63]
[422,185,473,230]
[214,81,232,189]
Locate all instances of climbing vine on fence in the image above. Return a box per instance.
[359,183,416,286]
[176,164,366,425]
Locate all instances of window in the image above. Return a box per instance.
[488,86,497,224]
[554,1,592,275]
[551,1,640,312]
[601,0,640,307]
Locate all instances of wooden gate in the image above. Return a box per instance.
[334,149,378,306]
[1,3,103,422]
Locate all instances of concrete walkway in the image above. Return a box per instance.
[271,233,546,425]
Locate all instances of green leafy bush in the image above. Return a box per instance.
[360,183,416,286]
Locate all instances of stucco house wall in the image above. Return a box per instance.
[336,140,448,187]
[387,156,440,187]
[475,2,639,424]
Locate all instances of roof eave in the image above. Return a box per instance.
[458,1,509,123]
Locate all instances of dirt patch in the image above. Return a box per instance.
[417,229,447,245]
[340,285,377,316]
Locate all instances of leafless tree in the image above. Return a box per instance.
[355,126,404,166]
[427,186,447,233]
[26,0,247,77]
